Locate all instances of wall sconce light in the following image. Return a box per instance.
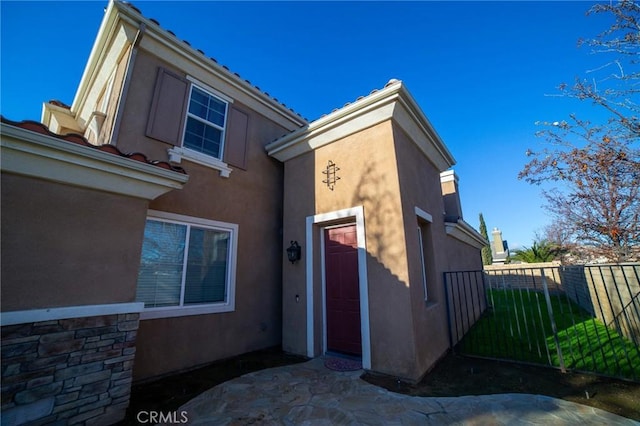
[286,241,301,264]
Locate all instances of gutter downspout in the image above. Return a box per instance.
[110,22,146,146]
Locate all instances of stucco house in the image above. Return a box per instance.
[1,1,486,424]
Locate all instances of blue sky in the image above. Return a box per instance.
[1,1,613,249]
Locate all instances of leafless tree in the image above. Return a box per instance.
[520,0,640,262]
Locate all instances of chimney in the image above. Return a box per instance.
[440,170,462,222]
[492,228,505,254]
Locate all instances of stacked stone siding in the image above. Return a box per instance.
[1,313,139,425]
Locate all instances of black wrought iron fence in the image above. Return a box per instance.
[443,264,640,382]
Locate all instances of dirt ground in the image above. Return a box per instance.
[120,347,640,424]
[364,352,640,421]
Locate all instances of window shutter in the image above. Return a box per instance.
[146,68,189,146]
[224,107,249,170]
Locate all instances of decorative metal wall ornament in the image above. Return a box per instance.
[322,160,341,191]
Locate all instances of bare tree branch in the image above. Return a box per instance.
[520,0,640,263]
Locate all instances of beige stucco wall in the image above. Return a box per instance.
[96,44,130,145]
[315,122,417,378]
[1,174,148,311]
[280,119,482,381]
[281,151,315,356]
[110,51,168,159]
[114,50,292,380]
[392,123,455,379]
[394,123,482,377]
[282,120,432,380]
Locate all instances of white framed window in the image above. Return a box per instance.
[183,85,228,160]
[415,207,435,303]
[417,225,429,301]
[136,210,237,319]
[168,83,233,177]
[148,70,237,177]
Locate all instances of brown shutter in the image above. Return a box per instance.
[224,107,249,170]
[146,68,189,146]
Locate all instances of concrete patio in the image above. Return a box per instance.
[174,357,637,425]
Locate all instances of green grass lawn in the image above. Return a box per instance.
[459,289,640,381]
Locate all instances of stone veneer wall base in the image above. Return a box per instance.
[1,312,139,425]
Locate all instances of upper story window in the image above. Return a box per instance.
[146,68,250,178]
[183,86,228,159]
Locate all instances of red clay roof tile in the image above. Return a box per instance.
[302,79,402,122]
[1,116,187,175]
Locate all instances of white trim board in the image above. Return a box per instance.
[1,302,144,326]
[306,206,371,370]
[444,219,488,249]
[414,206,433,223]
[266,80,455,172]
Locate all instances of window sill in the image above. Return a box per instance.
[168,147,232,178]
[139,302,235,320]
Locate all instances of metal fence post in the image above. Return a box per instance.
[541,269,566,373]
[443,272,454,350]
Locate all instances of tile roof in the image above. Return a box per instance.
[0,116,187,175]
[325,79,401,117]
[48,100,71,109]
[270,79,403,142]
[119,1,308,122]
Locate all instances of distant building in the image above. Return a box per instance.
[491,227,510,264]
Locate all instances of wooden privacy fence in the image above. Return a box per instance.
[444,264,640,382]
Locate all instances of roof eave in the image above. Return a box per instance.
[445,219,488,250]
[266,81,456,171]
[394,84,456,167]
[0,122,188,200]
[70,1,125,118]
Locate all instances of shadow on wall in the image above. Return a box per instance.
[562,264,640,345]
[348,161,423,379]
[351,163,402,267]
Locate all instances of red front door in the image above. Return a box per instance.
[325,224,362,356]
